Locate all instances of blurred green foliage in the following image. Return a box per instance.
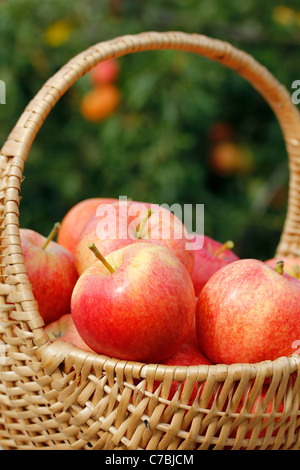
[1,0,300,259]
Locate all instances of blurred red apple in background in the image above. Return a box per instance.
[265,256,300,279]
[155,318,212,404]
[90,59,120,85]
[45,313,93,352]
[57,197,117,255]
[196,258,300,364]
[191,234,239,296]
[21,224,78,325]
[75,200,194,276]
[71,242,196,363]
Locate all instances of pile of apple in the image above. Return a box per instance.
[20,197,300,367]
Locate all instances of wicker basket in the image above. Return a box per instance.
[0,31,300,451]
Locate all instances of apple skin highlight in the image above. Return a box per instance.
[196,258,300,364]
[71,243,196,363]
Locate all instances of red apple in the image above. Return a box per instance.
[74,200,194,276]
[229,384,285,446]
[57,197,117,255]
[196,258,300,364]
[20,224,78,325]
[45,313,93,352]
[71,242,196,363]
[209,141,253,176]
[157,339,212,404]
[191,234,239,296]
[90,59,120,85]
[209,122,235,142]
[265,256,300,279]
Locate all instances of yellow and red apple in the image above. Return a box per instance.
[57,197,117,255]
[196,258,300,364]
[80,84,121,122]
[155,322,213,404]
[71,242,196,363]
[74,200,194,276]
[191,234,239,296]
[45,313,93,352]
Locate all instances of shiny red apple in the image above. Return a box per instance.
[57,197,117,255]
[20,224,78,325]
[71,242,196,363]
[45,313,93,352]
[161,314,212,366]
[90,59,120,85]
[154,319,212,405]
[191,234,239,296]
[196,258,300,364]
[74,200,194,276]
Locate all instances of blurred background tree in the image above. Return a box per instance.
[1,0,300,259]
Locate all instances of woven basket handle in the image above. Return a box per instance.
[1,31,300,340]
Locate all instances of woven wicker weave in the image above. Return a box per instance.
[0,31,300,450]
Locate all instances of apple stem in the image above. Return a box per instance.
[88,243,115,273]
[137,209,152,239]
[42,222,61,250]
[275,260,284,275]
[214,240,234,258]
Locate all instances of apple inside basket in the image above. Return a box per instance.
[20,195,300,369]
[2,32,300,451]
